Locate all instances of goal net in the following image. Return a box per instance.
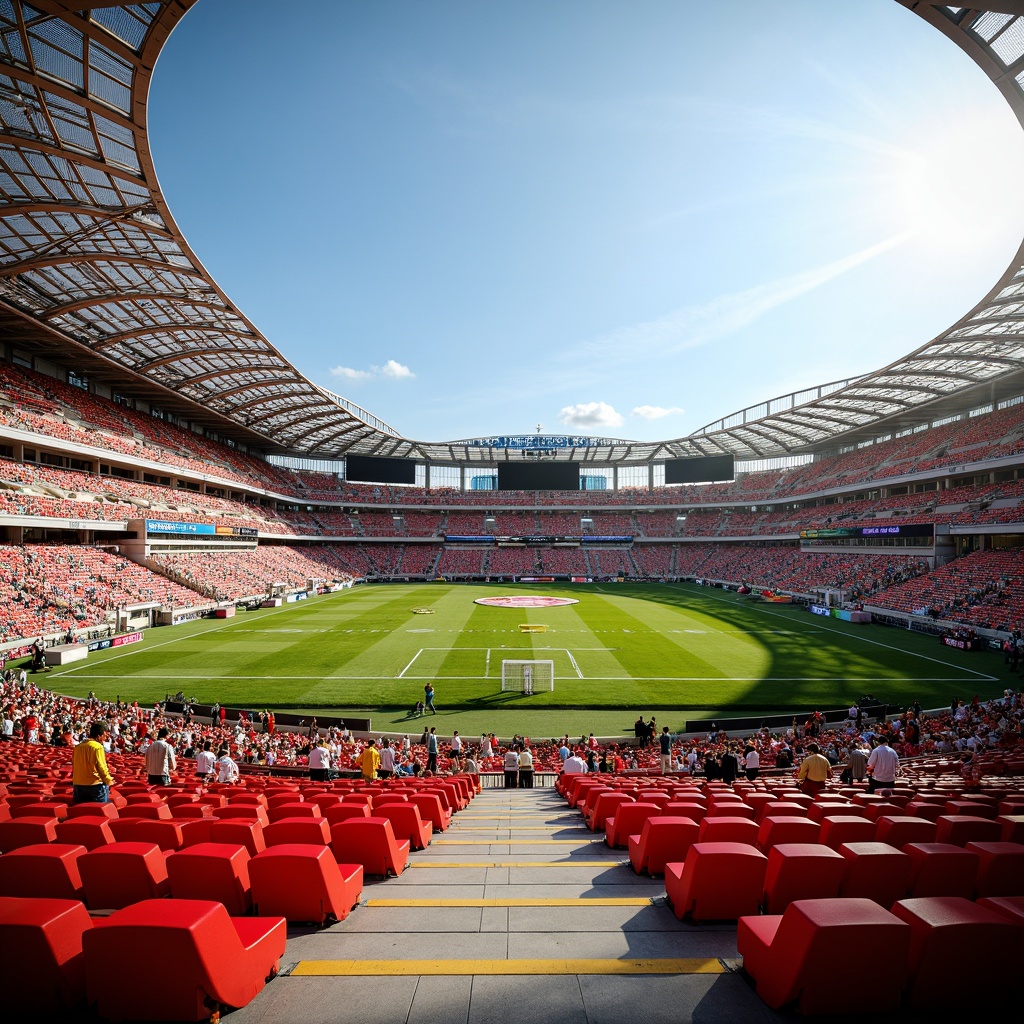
[501,659,555,693]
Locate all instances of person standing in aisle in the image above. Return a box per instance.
[659,726,673,774]
[518,745,534,788]
[426,727,439,773]
[504,745,520,788]
[145,727,177,786]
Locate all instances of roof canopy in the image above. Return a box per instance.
[2,1,1024,463]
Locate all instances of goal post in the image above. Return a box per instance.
[501,659,554,693]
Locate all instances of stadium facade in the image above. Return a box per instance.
[3,3,1024,629]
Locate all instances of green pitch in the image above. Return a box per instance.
[46,583,1007,727]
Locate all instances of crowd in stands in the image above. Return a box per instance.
[7,358,1024,518]
[0,545,203,642]
[2,666,1021,793]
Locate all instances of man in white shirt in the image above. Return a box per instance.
[194,740,216,780]
[216,747,239,783]
[518,746,534,788]
[308,738,331,782]
[145,727,177,786]
[866,736,900,793]
[562,750,588,774]
[503,747,519,788]
[379,738,396,778]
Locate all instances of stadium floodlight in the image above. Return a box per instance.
[501,659,555,693]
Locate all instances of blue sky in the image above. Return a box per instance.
[149,0,1024,446]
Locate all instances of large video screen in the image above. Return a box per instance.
[664,454,735,484]
[345,454,416,485]
[497,461,580,491]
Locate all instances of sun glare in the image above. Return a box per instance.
[881,107,1024,257]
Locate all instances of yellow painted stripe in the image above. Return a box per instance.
[366,898,650,907]
[408,860,621,868]
[291,958,724,977]
[434,839,594,845]
[453,826,590,832]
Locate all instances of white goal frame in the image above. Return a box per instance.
[501,659,555,693]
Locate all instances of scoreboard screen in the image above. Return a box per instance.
[665,454,734,484]
[345,455,416,485]
[497,461,580,491]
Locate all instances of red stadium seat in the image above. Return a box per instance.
[761,843,846,914]
[54,816,115,850]
[166,842,253,916]
[966,841,1024,898]
[325,804,371,825]
[738,898,910,1014]
[586,792,634,832]
[818,815,876,850]
[0,815,58,851]
[0,896,93,1014]
[249,844,362,925]
[376,803,432,850]
[78,841,171,910]
[757,815,820,852]
[330,817,410,877]
[65,802,118,819]
[697,816,759,846]
[263,816,331,848]
[892,897,1023,1010]
[998,814,1024,842]
[873,815,937,849]
[83,899,286,1022]
[408,793,451,832]
[904,842,979,899]
[838,840,912,907]
[0,842,87,901]
[605,802,661,849]
[207,819,266,857]
[628,816,699,876]
[934,814,1002,847]
[665,842,768,922]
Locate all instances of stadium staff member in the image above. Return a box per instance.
[72,719,115,804]
[796,742,832,795]
[145,726,177,786]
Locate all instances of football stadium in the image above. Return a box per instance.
[2,1,1024,1021]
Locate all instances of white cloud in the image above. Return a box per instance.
[558,401,624,429]
[632,404,684,420]
[380,359,414,379]
[329,360,415,384]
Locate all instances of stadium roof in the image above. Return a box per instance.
[2,1,1024,464]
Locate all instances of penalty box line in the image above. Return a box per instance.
[396,647,586,680]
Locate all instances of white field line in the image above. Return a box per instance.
[58,674,983,683]
[397,649,424,679]
[565,650,584,678]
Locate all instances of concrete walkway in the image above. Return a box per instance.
[229,786,785,1024]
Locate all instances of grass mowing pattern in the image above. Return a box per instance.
[46,583,1005,720]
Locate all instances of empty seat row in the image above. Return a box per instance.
[662,840,1024,921]
[737,896,1023,1013]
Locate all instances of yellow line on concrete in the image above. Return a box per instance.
[291,958,724,977]
[409,861,620,868]
[434,839,594,845]
[366,898,650,907]
[453,826,590,832]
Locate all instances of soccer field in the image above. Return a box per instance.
[46,583,1007,723]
